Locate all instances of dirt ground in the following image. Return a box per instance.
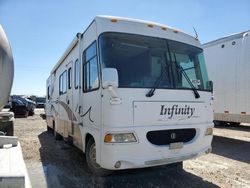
[14,109,250,188]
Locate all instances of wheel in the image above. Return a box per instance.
[21,108,29,118]
[24,110,29,118]
[29,110,34,116]
[86,137,112,176]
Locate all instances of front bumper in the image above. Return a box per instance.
[100,123,213,170]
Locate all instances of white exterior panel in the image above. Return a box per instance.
[95,16,200,48]
[203,30,250,123]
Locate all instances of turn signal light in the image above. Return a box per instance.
[173,29,179,33]
[104,133,137,143]
[147,24,154,28]
[161,27,167,31]
[110,18,118,23]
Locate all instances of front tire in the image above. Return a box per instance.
[86,137,112,176]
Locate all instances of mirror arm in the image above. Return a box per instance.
[108,86,119,98]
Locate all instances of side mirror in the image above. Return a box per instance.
[208,80,213,92]
[102,68,119,89]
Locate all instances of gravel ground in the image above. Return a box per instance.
[14,109,250,188]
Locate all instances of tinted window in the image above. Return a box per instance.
[59,70,67,94]
[83,42,99,92]
[86,44,96,61]
[47,86,50,100]
[74,59,79,89]
[99,32,211,91]
[68,67,72,89]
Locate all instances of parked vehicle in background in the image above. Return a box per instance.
[35,97,46,108]
[10,95,36,117]
[0,24,31,188]
[45,16,214,176]
[203,30,250,125]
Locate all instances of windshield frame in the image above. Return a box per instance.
[98,32,211,92]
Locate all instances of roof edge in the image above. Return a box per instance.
[203,30,250,48]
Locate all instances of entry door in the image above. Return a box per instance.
[80,42,102,130]
[66,61,73,135]
[71,58,81,131]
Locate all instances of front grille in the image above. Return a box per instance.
[146,128,196,146]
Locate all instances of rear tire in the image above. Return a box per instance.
[24,110,29,118]
[86,137,113,176]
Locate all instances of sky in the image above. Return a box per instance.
[0,0,249,96]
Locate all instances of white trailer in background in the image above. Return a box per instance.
[0,25,31,188]
[45,16,214,176]
[203,30,250,125]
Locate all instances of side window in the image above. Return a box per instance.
[47,86,50,100]
[74,59,79,89]
[68,67,72,89]
[83,42,99,92]
[59,70,67,95]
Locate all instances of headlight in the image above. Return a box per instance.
[104,133,137,143]
[205,127,213,136]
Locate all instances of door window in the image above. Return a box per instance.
[59,70,67,95]
[83,42,99,92]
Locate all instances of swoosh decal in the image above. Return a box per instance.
[80,106,94,123]
[51,105,58,116]
[57,101,77,121]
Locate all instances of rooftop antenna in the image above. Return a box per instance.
[193,27,199,39]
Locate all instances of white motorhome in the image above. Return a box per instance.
[45,16,213,175]
[203,30,250,125]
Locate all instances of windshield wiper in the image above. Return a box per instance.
[146,73,165,97]
[178,65,200,99]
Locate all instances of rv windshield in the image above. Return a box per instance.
[99,32,211,91]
